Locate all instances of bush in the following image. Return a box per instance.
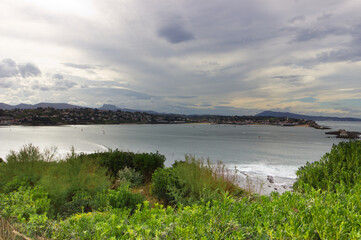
[39,153,110,218]
[294,141,361,192]
[52,188,361,239]
[58,191,94,219]
[0,186,52,238]
[90,150,136,178]
[0,144,51,192]
[151,168,183,204]
[107,185,145,212]
[132,152,165,182]
[151,156,243,205]
[174,156,242,198]
[117,167,143,188]
[89,150,165,182]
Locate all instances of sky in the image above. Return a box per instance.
[0,0,361,117]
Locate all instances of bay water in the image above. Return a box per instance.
[0,121,360,180]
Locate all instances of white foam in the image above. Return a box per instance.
[229,163,298,179]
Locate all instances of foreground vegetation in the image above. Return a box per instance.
[0,141,361,239]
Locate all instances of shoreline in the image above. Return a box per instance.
[1,122,315,128]
[236,172,296,195]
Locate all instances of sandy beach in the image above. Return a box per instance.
[236,172,296,195]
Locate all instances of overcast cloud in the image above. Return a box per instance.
[0,0,360,117]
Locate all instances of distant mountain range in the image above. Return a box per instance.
[0,102,83,110]
[0,103,160,115]
[1,103,361,121]
[256,111,361,121]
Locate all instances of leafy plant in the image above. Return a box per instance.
[0,186,53,238]
[151,167,182,204]
[39,153,110,218]
[107,185,145,212]
[294,141,361,192]
[87,150,165,182]
[116,167,143,188]
[0,144,52,192]
[132,152,165,182]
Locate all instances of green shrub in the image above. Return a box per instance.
[89,150,165,182]
[107,185,145,212]
[117,167,143,188]
[53,187,361,239]
[58,185,145,219]
[151,168,183,204]
[151,156,243,205]
[0,144,51,192]
[0,186,53,238]
[174,156,242,199]
[132,152,165,182]
[3,176,33,193]
[294,141,361,192]
[59,191,94,219]
[39,154,110,218]
[90,150,136,178]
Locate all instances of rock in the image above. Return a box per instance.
[326,129,361,139]
[267,175,274,183]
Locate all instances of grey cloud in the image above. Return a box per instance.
[18,63,41,78]
[311,24,361,63]
[53,80,77,91]
[169,96,197,99]
[112,88,152,100]
[0,59,18,78]
[53,74,64,79]
[158,24,195,44]
[86,87,153,100]
[32,79,77,91]
[317,48,361,63]
[89,80,126,88]
[0,80,12,88]
[317,13,333,20]
[291,28,342,42]
[288,15,305,23]
[63,63,94,69]
[272,75,306,86]
[200,104,212,107]
[36,86,51,91]
[0,59,41,79]
[272,75,305,80]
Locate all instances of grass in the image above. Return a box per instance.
[173,155,243,196]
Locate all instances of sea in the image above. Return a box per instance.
[0,121,360,180]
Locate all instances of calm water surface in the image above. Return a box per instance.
[0,121,360,178]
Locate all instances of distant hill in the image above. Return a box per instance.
[98,104,160,115]
[0,103,12,110]
[257,111,361,121]
[0,102,160,114]
[0,102,83,110]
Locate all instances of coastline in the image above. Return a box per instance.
[236,172,296,195]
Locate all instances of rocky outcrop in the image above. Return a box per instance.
[308,121,331,130]
[326,129,361,139]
